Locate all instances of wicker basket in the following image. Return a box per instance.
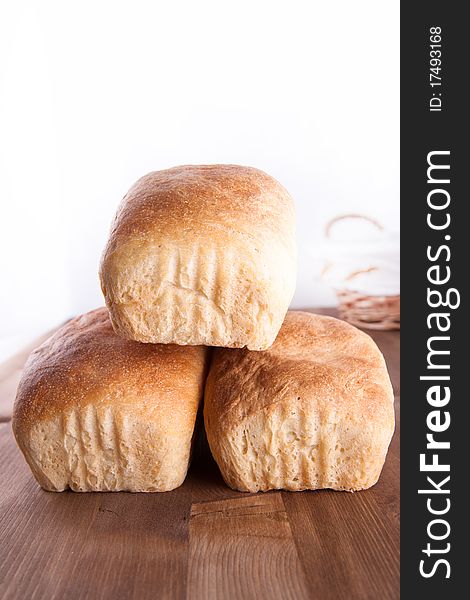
[335,290,400,330]
[324,214,400,331]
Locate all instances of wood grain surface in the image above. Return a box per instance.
[0,310,399,600]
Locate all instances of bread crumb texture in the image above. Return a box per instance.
[99,165,297,350]
[204,311,395,492]
[12,308,208,492]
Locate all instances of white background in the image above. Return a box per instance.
[0,0,399,359]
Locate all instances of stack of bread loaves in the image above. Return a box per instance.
[13,165,394,493]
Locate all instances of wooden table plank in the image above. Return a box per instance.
[0,423,190,600]
[188,494,309,600]
[0,310,399,600]
[283,414,400,600]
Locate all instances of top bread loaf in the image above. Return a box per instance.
[100,165,297,350]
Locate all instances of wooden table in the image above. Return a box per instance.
[0,310,399,600]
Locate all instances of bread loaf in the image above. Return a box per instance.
[12,308,208,492]
[204,311,394,492]
[99,164,296,350]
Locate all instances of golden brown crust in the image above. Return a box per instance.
[99,165,296,350]
[204,311,395,493]
[104,164,295,249]
[12,308,208,492]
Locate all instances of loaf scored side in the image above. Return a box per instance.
[204,312,395,492]
[12,308,208,492]
[100,165,296,350]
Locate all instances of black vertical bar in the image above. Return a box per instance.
[401,2,466,597]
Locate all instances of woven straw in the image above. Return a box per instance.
[335,290,400,330]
